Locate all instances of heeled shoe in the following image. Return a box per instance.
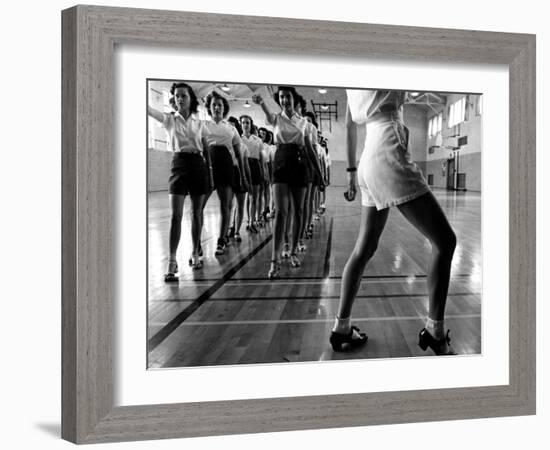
[164,260,179,283]
[189,245,204,265]
[234,232,242,242]
[281,243,291,259]
[297,240,306,252]
[190,254,203,270]
[215,237,226,255]
[418,328,456,355]
[330,326,368,352]
[226,226,235,240]
[290,253,301,267]
[267,259,281,280]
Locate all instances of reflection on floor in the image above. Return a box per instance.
[148,187,481,368]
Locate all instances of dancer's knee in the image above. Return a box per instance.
[434,228,457,258]
[171,211,183,224]
[353,239,378,264]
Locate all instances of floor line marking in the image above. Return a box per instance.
[170,273,476,283]
[161,276,480,288]
[153,314,481,327]
[154,292,480,303]
[147,234,273,353]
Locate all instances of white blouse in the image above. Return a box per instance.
[346,90,405,124]
[161,112,205,153]
[241,134,264,160]
[272,111,308,145]
[203,120,241,165]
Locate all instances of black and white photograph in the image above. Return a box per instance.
[146,80,483,368]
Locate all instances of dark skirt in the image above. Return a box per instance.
[248,157,262,186]
[169,152,209,196]
[233,166,247,194]
[210,145,235,188]
[272,144,308,187]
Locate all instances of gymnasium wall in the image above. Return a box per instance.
[147,84,481,192]
[425,93,482,192]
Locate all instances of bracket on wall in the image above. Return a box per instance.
[310,100,338,133]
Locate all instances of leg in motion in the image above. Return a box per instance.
[269,183,290,278]
[397,192,457,354]
[189,194,206,269]
[215,186,233,255]
[331,206,389,350]
[166,193,186,281]
[289,186,307,267]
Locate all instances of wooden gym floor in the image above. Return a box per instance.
[147,188,481,368]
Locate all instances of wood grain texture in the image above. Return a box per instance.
[61,4,536,444]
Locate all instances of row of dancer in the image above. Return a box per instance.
[251,86,328,277]
[147,82,328,282]
[149,82,458,355]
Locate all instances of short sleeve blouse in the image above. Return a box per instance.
[346,90,405,124]
[272,112,308,146]
[203,120,241,165]
[161,112,205,153]
[241,135,263,160]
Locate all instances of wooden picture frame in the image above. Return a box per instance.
[62,5,536,444]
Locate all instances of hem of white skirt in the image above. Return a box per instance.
[362,186,431,210]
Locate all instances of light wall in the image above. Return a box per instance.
[148,81,481,192]
[425,93,483,191]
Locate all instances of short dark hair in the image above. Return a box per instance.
[168,96,177,112]
[295,94,307,112]
[170,82,199,114]
[258,127,272,144]
[227,116,243,136]
[239,115,254,129]
[273,86,300,108]
[205,90,230,118]
[304,111,318,129]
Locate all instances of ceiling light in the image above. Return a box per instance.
[221,84,230,92]
[410,92,420,97]
[318,88,327,94]
[321,104,329,111]
[244,100,251,108]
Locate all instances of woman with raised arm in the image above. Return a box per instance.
[330,89,457,355]
[147,82,213,280]
[252,86,323,278]
[203,91,248,255]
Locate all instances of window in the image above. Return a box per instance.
[448,97,466,127]
[428,112,443,138]
[476,95,483,116]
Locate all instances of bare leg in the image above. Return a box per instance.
[264,181,271,217]
[337,206,390,319]
[250,185,260,227]
[234,192,246,234]
[216,185,234,240]
[300,183,312,240]
[309,184,318,223]
[190,194,206,256]
[258,183,265,220]
[168,194,186,260]
[396,192,456,321]
[272,183,290,261]
[289,186,307,254]
[284,196,293,245]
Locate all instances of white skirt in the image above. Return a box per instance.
[358,112,429,210]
